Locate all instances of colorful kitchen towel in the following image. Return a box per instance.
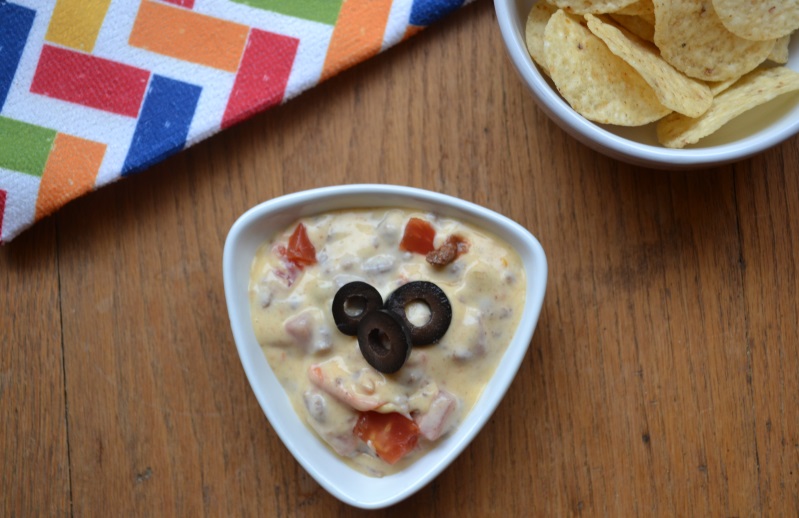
[0,0,469,243]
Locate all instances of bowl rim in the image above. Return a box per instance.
[222,184,548,508]
[493,0,799,168]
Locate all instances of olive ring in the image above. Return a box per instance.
[356,309,413,374]
[331,281,383,336]
[384,280,452,346]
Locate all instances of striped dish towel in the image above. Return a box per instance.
[0,0,470,243]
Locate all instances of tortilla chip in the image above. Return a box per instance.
[526,2,558,75]
[657,67,799,148]
[706,76,739,96]
[586,14,711,116]
[614,0,655,25]
[768,35,792,65]
[712,0,799,41]
[544,10,670,125]
[609,13,655,42]
[653,0,774,82]
[548,0,638,15]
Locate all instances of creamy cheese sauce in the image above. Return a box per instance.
[248,208,526,476]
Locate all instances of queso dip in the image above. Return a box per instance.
[248,209,526,476]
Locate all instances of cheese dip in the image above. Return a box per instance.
[248,208,526,476]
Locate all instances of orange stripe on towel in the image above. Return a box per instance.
[321,0,393,82]
[129,1,248,72]
[36,134,106,220]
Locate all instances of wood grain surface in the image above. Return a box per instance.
[3,1,798,516]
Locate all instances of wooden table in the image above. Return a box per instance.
[3,2,798,515]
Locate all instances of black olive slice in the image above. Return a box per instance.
[332,282,383,336]
[385,281,452,346]
[357,309,413,374]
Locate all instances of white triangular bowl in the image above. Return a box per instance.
[223,184,547,509]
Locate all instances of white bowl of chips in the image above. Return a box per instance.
[495,0,799,168]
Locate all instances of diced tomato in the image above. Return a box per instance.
[286,223,317,269]
[353,411,420,464]
[399,218,436,255]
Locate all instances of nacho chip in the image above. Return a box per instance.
[525,2,558,75]
[712,0,799,41]
[653,0,774,82]
[657,66,799,148]
[768,35,792,65]
[586,14,712,117]
[548,0,638,15]
[609,13,655,42]
[544,10,670,125]
[706,76,739,96]
[614,0,655,25]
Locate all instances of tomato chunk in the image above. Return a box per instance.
[286,223,317,269]
[399,218,436,255]
[354,411,420,464]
